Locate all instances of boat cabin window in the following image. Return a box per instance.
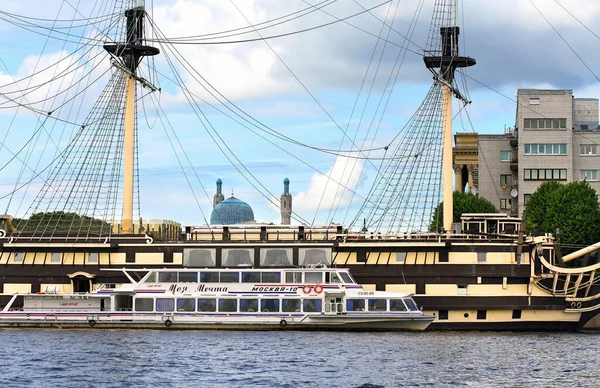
[346,299,365,311]
[177,298,195,312]
[240,299,258,312]
[220,272,239,283]
[242,272,260,283]
[198,298,216,312]
[389,299,408,311]
[261,272,280,283]
[183,248,216,267]
[178,272,198,283]
[403,298,419,311]
[305,272,323,284]
[339,272,354,284]
[218,299,237,313]
[88,253,98,263]
[261,299,280,312]
[303,299,322,312]
[282,299,300,312]
[158,272,177,283]
[200,272,220,283]
[156,298,175,312]
[135,298,153,312]
[145,272,157,283]
[222,248,254,266]
[285,272,302,283]
[260,248,292,266]
[14,252,24,263]
[299,248,331,266]
[326,272,342,283]
[396,252,407,264]
[368,299,386,311]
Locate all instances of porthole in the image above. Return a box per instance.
[463,313,469,318]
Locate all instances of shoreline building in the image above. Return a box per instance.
[457,89,600,217]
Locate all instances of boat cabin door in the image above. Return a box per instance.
[324,292,344,315]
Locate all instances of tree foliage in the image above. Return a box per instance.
[12,211,111,235]
[429,191,498,232]
[526,181,600,249]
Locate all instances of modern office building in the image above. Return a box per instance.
[456,89,600,218]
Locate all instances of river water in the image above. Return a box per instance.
[0,329,597,387]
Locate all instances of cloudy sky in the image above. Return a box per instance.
[1,0,600,228]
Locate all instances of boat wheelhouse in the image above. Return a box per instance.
[0,266,434,331]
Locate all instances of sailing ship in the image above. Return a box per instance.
[1,0,600,330]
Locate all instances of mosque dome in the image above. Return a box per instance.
[210,196,255,225]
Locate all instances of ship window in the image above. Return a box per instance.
[438,310,448,320]
[299,248,331,266]
[198,298,216,312]
[329,272,342,283]
[339,272,353,284]
[158,272,177,283]
[200,272,219,283]
[14,252,24,263]
[396,252,407,264]
[285,272,303,283]
[134,298,154,312]
[183,248,216,267]
[458,285,468,295]
[261,272,281,283]
[282,299,300,312]
[156,298,175,312]
[477,310,487,320]
[222,248,254,266]
[261,299,280,312]
[219,272,239,283]
[218,299,237,313]
[51,252,61,263]
[403,298,419,311]
[242,272,260,283]
[368,299,387,311]
[346,299,365,311]
[177,298,195,312]
[260,248,292,266]
[305,272,323,284]
[88,253,98,263]
[178,272,198,283]
[240,299,258,312]
[145,272,157,283]
[512,309,522,319]
[390,299,408,311]
[477,252,487,262]
[303,299,321,312]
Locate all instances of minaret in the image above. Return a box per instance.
[280,178,292,225]
[213,178,225,207]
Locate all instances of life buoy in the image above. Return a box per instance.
[279,319,287,328]
[164,319,172,328]
[314,284,324,294]
[88,320,96,327]
[302,285,312,294]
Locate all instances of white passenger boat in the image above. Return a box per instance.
[0,266,434,331]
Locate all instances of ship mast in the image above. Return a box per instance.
[423,0,475,233]
[104,0,159,234]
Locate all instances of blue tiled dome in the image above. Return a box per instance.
[210,196,255,224]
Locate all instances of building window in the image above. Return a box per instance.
[524,169,567,181]
[524,194,532,205]
[581,170,598,181]
[500,198,512,209]
[524,143,567,155]
[523,118,566,129]
[529,98,540,105]
[500,151,512,161]
[580,144,597,156]
[500,174,512,186]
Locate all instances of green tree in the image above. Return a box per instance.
[12,211,111,235]
[526,181,600,250]
[524,181,562,234]
[429,191,498,232]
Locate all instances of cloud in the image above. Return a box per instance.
[294,156,365,214]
